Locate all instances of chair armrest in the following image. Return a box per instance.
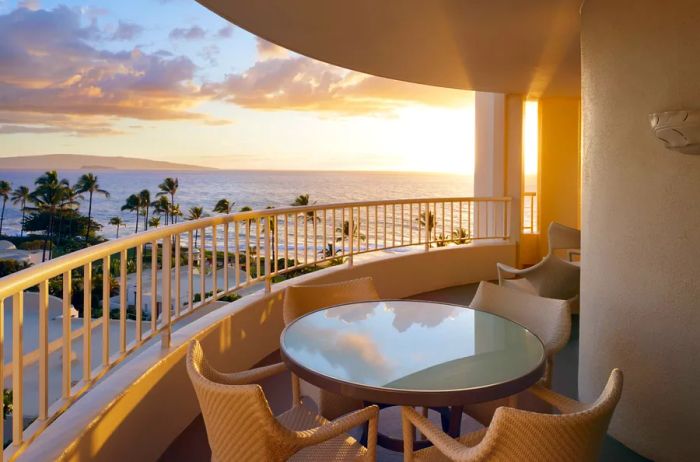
[293,405,379,448]
[528,383,587,414]
[496,262,529,285]
[214,361,288,385]
[401,406,482,462]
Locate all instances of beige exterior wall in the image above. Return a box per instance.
[538,97,581,257]
[580,1,700,460]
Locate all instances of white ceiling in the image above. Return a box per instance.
[197,0,582,97]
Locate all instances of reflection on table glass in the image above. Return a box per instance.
[282,300,544,392]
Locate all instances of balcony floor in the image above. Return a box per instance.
[160,284,649,461]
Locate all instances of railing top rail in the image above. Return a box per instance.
[0,196,511,299]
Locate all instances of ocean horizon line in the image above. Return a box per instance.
[2,166,476,176]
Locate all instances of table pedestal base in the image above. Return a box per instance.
[360,403,464,453]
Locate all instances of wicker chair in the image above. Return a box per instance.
[470,281,570,387]
[497,222,581,313]
[463,281,571,425]
[283,277,381,419]
[402,369,623,462]
[186,340,379,461]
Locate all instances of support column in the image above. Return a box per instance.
[505,95,524,246]
[474,92,523,251]
[474,92,505,197]
[581,1,700,460]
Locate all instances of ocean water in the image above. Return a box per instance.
[0,170,473,239]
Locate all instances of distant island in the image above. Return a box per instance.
[0,154,215,171]
[81,165,116,170]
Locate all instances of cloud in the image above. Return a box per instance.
[169,25,205,40]
[0,125,64,134]
[216,25,234,38]
[0,5,470,138]
[209,38,472,116]
[0,111,123,136]
[198,44,219,66]
[256,38,289,61]
[110,21,143,41]
[202,119,232,126]
[18,0,40,11]
[211,54,472,116]
[0,7,217,135]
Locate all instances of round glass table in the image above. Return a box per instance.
[280,300,545,450]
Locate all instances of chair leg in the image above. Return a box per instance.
[401,409,415,462]
[416,407,429,440]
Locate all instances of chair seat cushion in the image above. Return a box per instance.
[413,428,488,462]
[277,405,367,461]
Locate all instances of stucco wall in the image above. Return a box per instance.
[580,1,700,460]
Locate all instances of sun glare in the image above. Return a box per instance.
[393,104,475,175]
[523,100,539,182]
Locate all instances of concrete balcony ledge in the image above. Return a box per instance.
[18,241,514,462]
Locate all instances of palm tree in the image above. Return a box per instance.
[56,184,83,245]
[138,189,151,230]
[291,194,311,207]
[213,198,235,214]
[152,195,170,224]
[417,210,437,245]
[291,193,319,222]
[335,220,366,243]
[0,180,11,236]
[148,216,161,228]
[157,177,179,224]
[170,203,182,223]
[186,206,206,248]
[121,194,140,233]
[452,227,471,245]
[10,186,30,237]
[75,173,110,245]
[30,171,69,261]
[109,216,126,238]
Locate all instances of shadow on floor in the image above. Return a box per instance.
[161,284,649,461]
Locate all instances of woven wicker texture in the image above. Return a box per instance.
[279,406,367,461]
[497,222,581,312]
[404,369,623,462]
[464,281,571,424]
[283,277,380,419]
[186,341,379,461]
[282,277,381,324]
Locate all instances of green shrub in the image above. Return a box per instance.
[0,259,30,278]
[193,291,241,303]
[3,388,12,419]
[17,240,45,250]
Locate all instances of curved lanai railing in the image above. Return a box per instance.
[0,196,510,460]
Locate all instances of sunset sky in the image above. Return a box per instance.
[0,0,475,173]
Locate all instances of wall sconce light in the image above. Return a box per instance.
[649,110,700,155]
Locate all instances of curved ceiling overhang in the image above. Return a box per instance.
[196,0,582,97]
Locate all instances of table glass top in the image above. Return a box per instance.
[282,300,544,392]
